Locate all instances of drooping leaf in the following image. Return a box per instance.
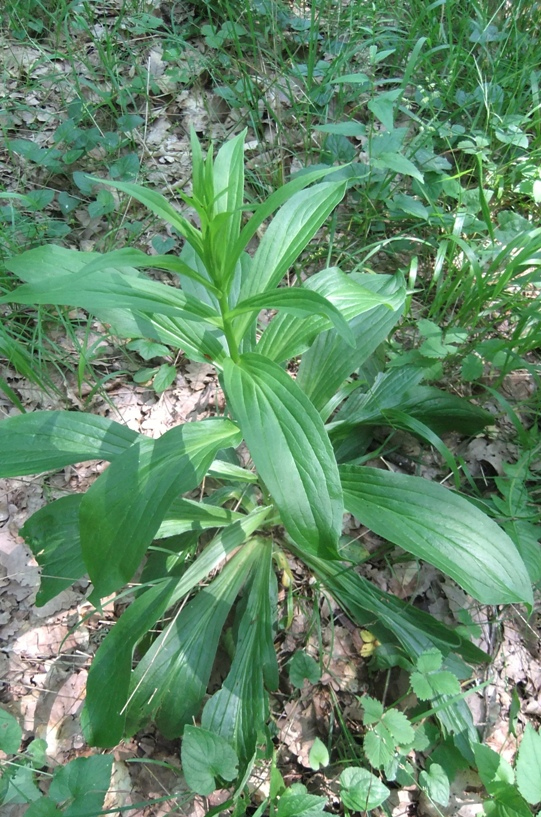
[156,497,243,538]
[182,726,239,796]
[125,542,259,739]
[83,507,270,747]
[80,418,242,598]
[0,411,138,477]
[202,540,278,765]
[223,353,343,559]
[340,466,533,608]
[21,495,86,606]
[296,274,405,414]
[230,288,354,347]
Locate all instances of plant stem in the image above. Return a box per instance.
[219,293,240,363]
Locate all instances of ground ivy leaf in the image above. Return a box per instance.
[340,767,390,811]
[181,726,239,796]
[289,651,321,689]
[419,763,450,806]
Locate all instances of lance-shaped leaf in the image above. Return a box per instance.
[329,366,426,429]
[97,307,227,364]
[229,288,355,347]
[257,268,403,364]
[156,497,243,538]
[233,182,346,339]
[83,506,270,747]
[202,540,278,764]
[2,265,222,325]
[340,466,533,608]
[0,411,138,477]
[125,541,259,739]
[223,353,343,559]
[88,177,205,256]
[80,418,242,598]
[21,495,86,606]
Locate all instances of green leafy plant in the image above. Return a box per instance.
[0,131,533,795]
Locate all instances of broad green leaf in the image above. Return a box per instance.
[182,726,239,795]
[202,540,278,764]
[340,767,390,811]
[0,764,41,805]
[383,709,415,746]
[474,744,515,792]
[330,366,425,429]
[309,737,330,771]
[80,418,242,598]
[397,385,493,436]
[3,264,222,324]
[230,288,354,347]
[0,708,22,754]
[125,543,258,739]
[484,791,533,817]
[364,724,395,769]
[340,466,533,608]
[83,506,270,747]
[289,651,321,689]
[48,755,112,817]
[367,88,402,131]
[223,353,343,559]
[516,723,541,804]
[374,151,424,183]
[0,411,138,477]
[277,788,328,817]
[21,495,86,606]
[419,763,450,806]
[24,799,61,817]
[296,274,405,414]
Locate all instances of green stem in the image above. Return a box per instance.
[219,293,240,363]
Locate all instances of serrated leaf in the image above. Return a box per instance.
[80,418,241,598]
[289,651,321,689]
[0,708,22,754]
[516,723,541,804]
[340,767,390,811]
[181,726,238,795]
[383,709,415,746]
[340,466,533,608]
[223,353,343,559]
[361,695,384,725]
[21,495,86,606]
[364,725,395,768]
[419,763,450,806]
[308,737,329,770]
[416,648,443,673]
[0,410,138,477]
